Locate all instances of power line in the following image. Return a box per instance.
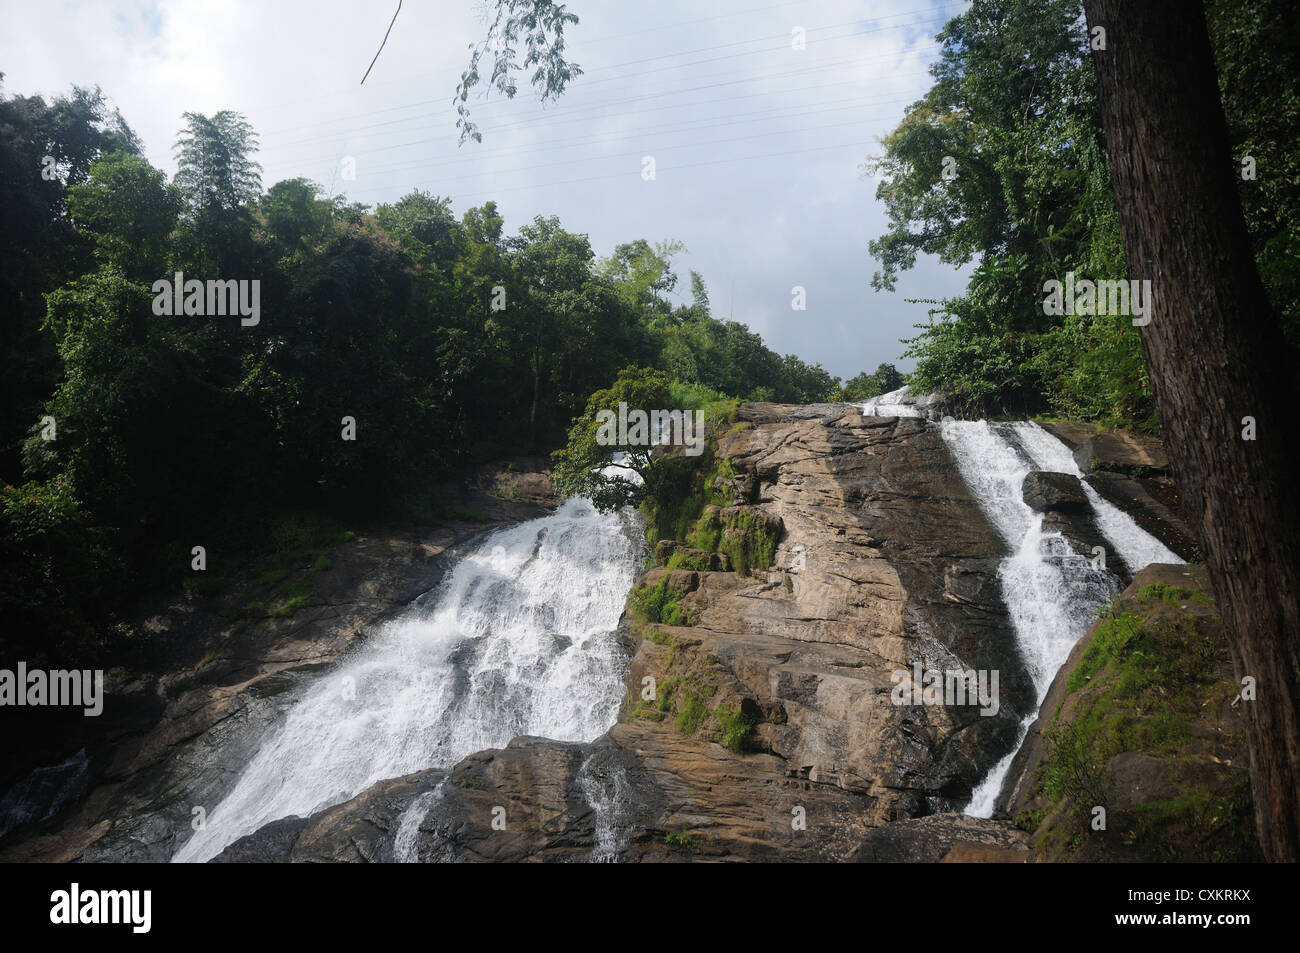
[339,111,899,196]
[360,1,403,85]
[314,91,915,181]
[258,79,927,178]
[253,0,952,122]
[257,3,955,140]
[265,55,929,157]
[417,138,878,207]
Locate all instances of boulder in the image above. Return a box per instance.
[1022,471,1089,513]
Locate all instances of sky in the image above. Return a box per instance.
[0,0,974,381]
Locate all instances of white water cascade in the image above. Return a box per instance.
[938,420,1181,816]
[173,497,644,862]
[577,756,632,863]
[858,385,936,418]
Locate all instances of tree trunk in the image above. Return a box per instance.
[1083,0,1300,860]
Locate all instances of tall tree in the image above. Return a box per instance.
[173,111,261,213]
[1083,0,1300,860]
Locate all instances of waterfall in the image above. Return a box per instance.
[937,420,1181,816]
[857,385,928,418]
[172,497,644,863]
[393,783,444,863]
[577,756,631,863]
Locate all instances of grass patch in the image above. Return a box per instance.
[675,693,707,734]
[664,831,697,852]
[272,577,316,618]
[1136,581,1213,606]
[716,705,757,752]
[664,548,714,571]
[258,567,289,587]
[1067,610,1143,693]
[683,508,779,576]
[629,578,692,626]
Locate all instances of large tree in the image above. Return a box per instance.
[1083,0,1300,860]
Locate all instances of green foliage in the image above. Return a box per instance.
[67,152,181,279]
[867,0,1296,428]
[664,549,713,571]
[1067,611,1143,694]
[454,0,583,144]
[1206,0,1300,345]
[550,366,672,511]
[0,74,842,671]
[0,478,120,664]
[173,110,261,214]
[835,363,906,402]
[715,705,757,752]
[685,508,778,577]
[628,579,691,626]
[664,831,697,851]
[1136,582,1213,606]
[1133,785,1259,863]
[674,694,707,734]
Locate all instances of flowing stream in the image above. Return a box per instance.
[172,497,644,862]
[856,390,1181,815]
[940,420,1181,815]
[111,392,1180,858]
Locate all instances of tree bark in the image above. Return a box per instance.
[1083,0,1300,860]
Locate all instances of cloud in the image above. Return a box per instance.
[0,0,973,378]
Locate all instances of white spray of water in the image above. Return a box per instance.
[857,386,926,418]
[577,756,631,863]
[394,783,444,863]
[1005,421,1180,570]
[173,498,644,862]
[939,420,1181,816]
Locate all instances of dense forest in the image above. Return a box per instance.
[1,0,1299,878]
[0,77,865,666]
[2,0,1296,724]
[866,0,1299,428]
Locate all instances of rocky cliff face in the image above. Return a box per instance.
[998,563,1259,862]
[219,403,1041,862]
[0,479,555,863]
[4,407,1224,864]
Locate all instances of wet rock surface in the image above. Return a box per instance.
[0,479,554,862]
[5,411,1198,863]
[1022,471,1089,513]
[1037,421,1197,560]
[229,403,1037,862]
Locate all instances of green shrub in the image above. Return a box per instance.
[629,578,691,625]
[665,549,714,571]
[675,694,707,734]
[716,705,757,752]
[664,831,697,852]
